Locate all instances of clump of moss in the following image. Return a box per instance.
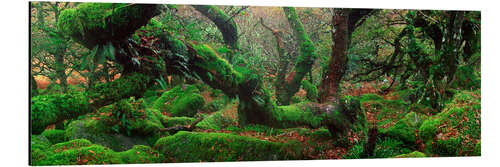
[41,129,67,144]
[152,85,205,117]
[380,112,428,144]
[418,90,481,156]
[154,131,303,162]
[393,151,427,158]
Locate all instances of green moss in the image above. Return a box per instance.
[196,102,238,130]
[473,141,481,156]
[154,131,303,162]
[452,64,480,90]
[52,139,93,151]
[393,151,427,158]
[372,137,412,158]
[30,135,53,165]
[360,93,384,102]
[41,129,67,144]
[163,116,196,127]
[31,92,91,134]
[39,144,120,165]
[58,3,158,48]
[117,145,163,164]
[192,44,245,96]
[33,139,163,165]
[418,90,481,156]
[273,102,324,129]
[380,112,427,144]
[89,73,151,106]
[301,80,318,101]
[152,84,205,117]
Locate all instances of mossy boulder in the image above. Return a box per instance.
[154,131,303,162]
[360,93,408,131]
[117,145,163,164]
[31,92,91,134]
[393,151,427,158]
[65,119,151,151]
[30,135,53,165]
[152,85,205,117]
[41,129,67,144]
[196,101,238,130]
[58,3,160,48]
[418,90,481,156]
[33,139,163,165]
[380,112,428,144]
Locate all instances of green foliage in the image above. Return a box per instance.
[154,131,303,162]
[41,129,67,144]
[152,84,205,117]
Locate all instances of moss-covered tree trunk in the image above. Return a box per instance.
[192,5,239,50]
[275,7,318,105]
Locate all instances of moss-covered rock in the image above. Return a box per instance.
[32,139,163,165]
[41,129,67,144]
[30,135,53,165]
[31,92,91,134]
[380,112,428,144]
[154,131,303,162]
[65,119,151,151]
[152,85,205,117]
[117,145,163,164]
[196,101,238,130]
[58,3,160,48]
[418,90,481,156]
[393,151,427,158]
[273,102,325,129]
